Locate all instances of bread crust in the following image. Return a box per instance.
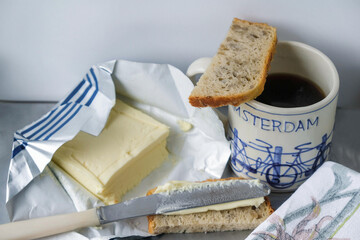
[189,18,277,108]
[147,177,273,234]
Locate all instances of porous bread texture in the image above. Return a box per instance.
[147,177,274,234]
[148,199,273,234]
[189,18,277,107]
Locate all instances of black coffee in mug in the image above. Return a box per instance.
[256,73,326,108]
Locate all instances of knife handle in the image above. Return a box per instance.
[0,208,100,240]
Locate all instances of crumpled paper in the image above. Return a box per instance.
[246,161,360,240]
[6,60,231,239]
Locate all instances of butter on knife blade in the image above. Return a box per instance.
[151,179,266,215]
[0,179,270,240]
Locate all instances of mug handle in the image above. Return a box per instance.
[186,57,229,128]
[186,57,212,84]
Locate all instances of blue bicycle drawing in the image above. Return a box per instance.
[229,126,332,189]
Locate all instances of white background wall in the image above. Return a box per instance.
[0,0,359,107]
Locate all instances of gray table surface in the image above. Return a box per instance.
[1,102,359,239]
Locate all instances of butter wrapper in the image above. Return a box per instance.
[6,60,230,238]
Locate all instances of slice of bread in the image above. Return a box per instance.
[189,18,277,107]
[147,178,274,234]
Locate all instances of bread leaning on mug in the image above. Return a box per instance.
[189,18,277,108]
[147,178,274,234]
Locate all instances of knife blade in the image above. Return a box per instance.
[0,179,270,240]
[97,179,270,224]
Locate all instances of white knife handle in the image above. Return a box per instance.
[0,208,100,240]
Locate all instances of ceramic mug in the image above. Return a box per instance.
[187,41,339,191]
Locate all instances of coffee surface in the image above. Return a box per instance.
[256,73,326,108]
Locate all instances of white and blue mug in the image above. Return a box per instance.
[187,41,339,191]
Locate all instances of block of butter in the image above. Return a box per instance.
[52,99,169,204]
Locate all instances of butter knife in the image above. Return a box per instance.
[0,179,270,239]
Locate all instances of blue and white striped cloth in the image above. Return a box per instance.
[6,61,116,202]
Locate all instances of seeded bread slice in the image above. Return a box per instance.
[189,18,277,107]
[147,178,274,234]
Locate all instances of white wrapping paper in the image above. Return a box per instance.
[6,60,230,239]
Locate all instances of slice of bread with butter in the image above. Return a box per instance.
[147,178,273,234]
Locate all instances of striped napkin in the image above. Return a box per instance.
[246,161,360,240]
